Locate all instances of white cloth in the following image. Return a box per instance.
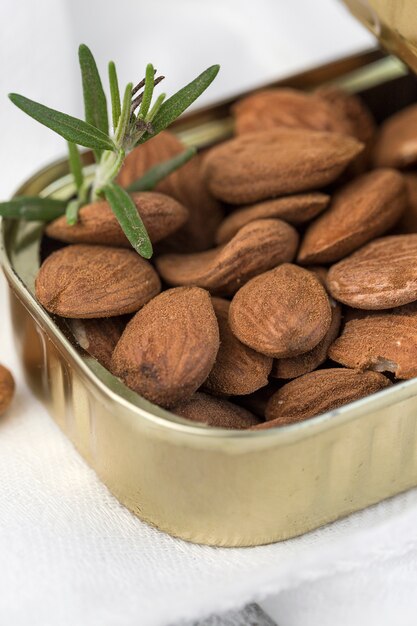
[3,1,416,626]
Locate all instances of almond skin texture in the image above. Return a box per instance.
[257,368,391,428]
[298,169,407,264]
[69,317,127,369]
[35,244,161,318]
[316,87,376,147]
[328,312,417,380]
[0,364,15,416]
[111,287,220,408]
[45,192,188,247]
[215,192,330,245]
[204,298,272,396]
[203,128,364,204]
[232,88,352,136]
[173,392,260,429]
[229,264,332,358]
[373,104,417,169]
[327,235,417,309]
[272,300,341,379]
[156,219,299,296]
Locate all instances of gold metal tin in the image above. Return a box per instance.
[2,51,417,547]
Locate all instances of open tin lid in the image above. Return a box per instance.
[344,0,417,73]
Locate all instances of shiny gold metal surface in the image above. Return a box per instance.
[2,52,417,546]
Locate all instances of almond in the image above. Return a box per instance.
[204,297,272,396]
[232,88,352,136]
[396,174,417,234]
[173,392,260,429]
[45,192,188,246]
[156,219,298,296]
[215,192,330,245]
[373,104,417,168]
[111,287,219,408]
[316,87,376,146]
[69,317,127,369]
[35,244,161,318]
[0,364,15,416]
[328,311,417,379]
[272,300,341,379]
[203,128,364,204]
[229,264,332,358]
[327,235,417,309]
[298,169,407,264]
[257,368,391,428]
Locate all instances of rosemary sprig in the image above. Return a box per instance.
[2,44,220,259]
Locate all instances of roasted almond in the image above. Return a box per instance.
[0,364,15,416]
[298,169,407,264]
[316,87,376,146]
[204,297,272,396]
[35,244,161,318]
[373,104,417,168]
[258,368,391,427]
[111,287,219,408]
[272,300,341,379]
[215,192,330,245]
[229,264,332,358]
[328,312,417,379]
[203,128,363,204]
[46,192,188,246]
[173,392,260,429]
[327,235,417,309]
[396,174,417,234]
[232,88,352,136]
[156,219,298,296]
[69,317,127,369]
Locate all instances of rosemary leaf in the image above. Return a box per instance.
[138,63,155,120]
[126,146,196,192]
[65,198,81,225]
[138,65,220,143]
[79,44,109,159]
[103,183,153,259]
[115,83,133,146]
[0,196,66,221]
[9,93,115,152]
[67,141,84,192]
[108,61,121,130]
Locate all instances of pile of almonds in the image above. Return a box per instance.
[35,87,417,430]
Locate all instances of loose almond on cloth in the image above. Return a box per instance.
[372,103,417,169]
[46,192,189,246]
[173,392,260,429]
[156,218,299,296]
[215,192,330,245]
[111,287,219,408]
[69,317,127,370]
[203,128,364,204]
[229,264,332,358]
[35,244,161,318]
[204,297,272,396]
[327,234,417,309]
[0,364,15,416]
[298,169,407,264]
[255,368,391,428]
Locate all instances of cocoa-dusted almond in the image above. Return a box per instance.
[117,133,223,252]
[0,364,15,416]
[328,312,417,379]
[46,192,188,247]
[111,287,219,408]
[257,368,391,428]
[173,392,260,429]
[327,235,417,309]
[215,192,330,245]
[203,128,363,204]
[373,104,417,168]
[156,219,298,296]
[232,88,352,136]
[298,169,407,264]
[396,174,417,234]
[229,264,331,358]
[204,297,272,396]
[272,300,341,379]
[35,244,161,318]
[69,317,127,369]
